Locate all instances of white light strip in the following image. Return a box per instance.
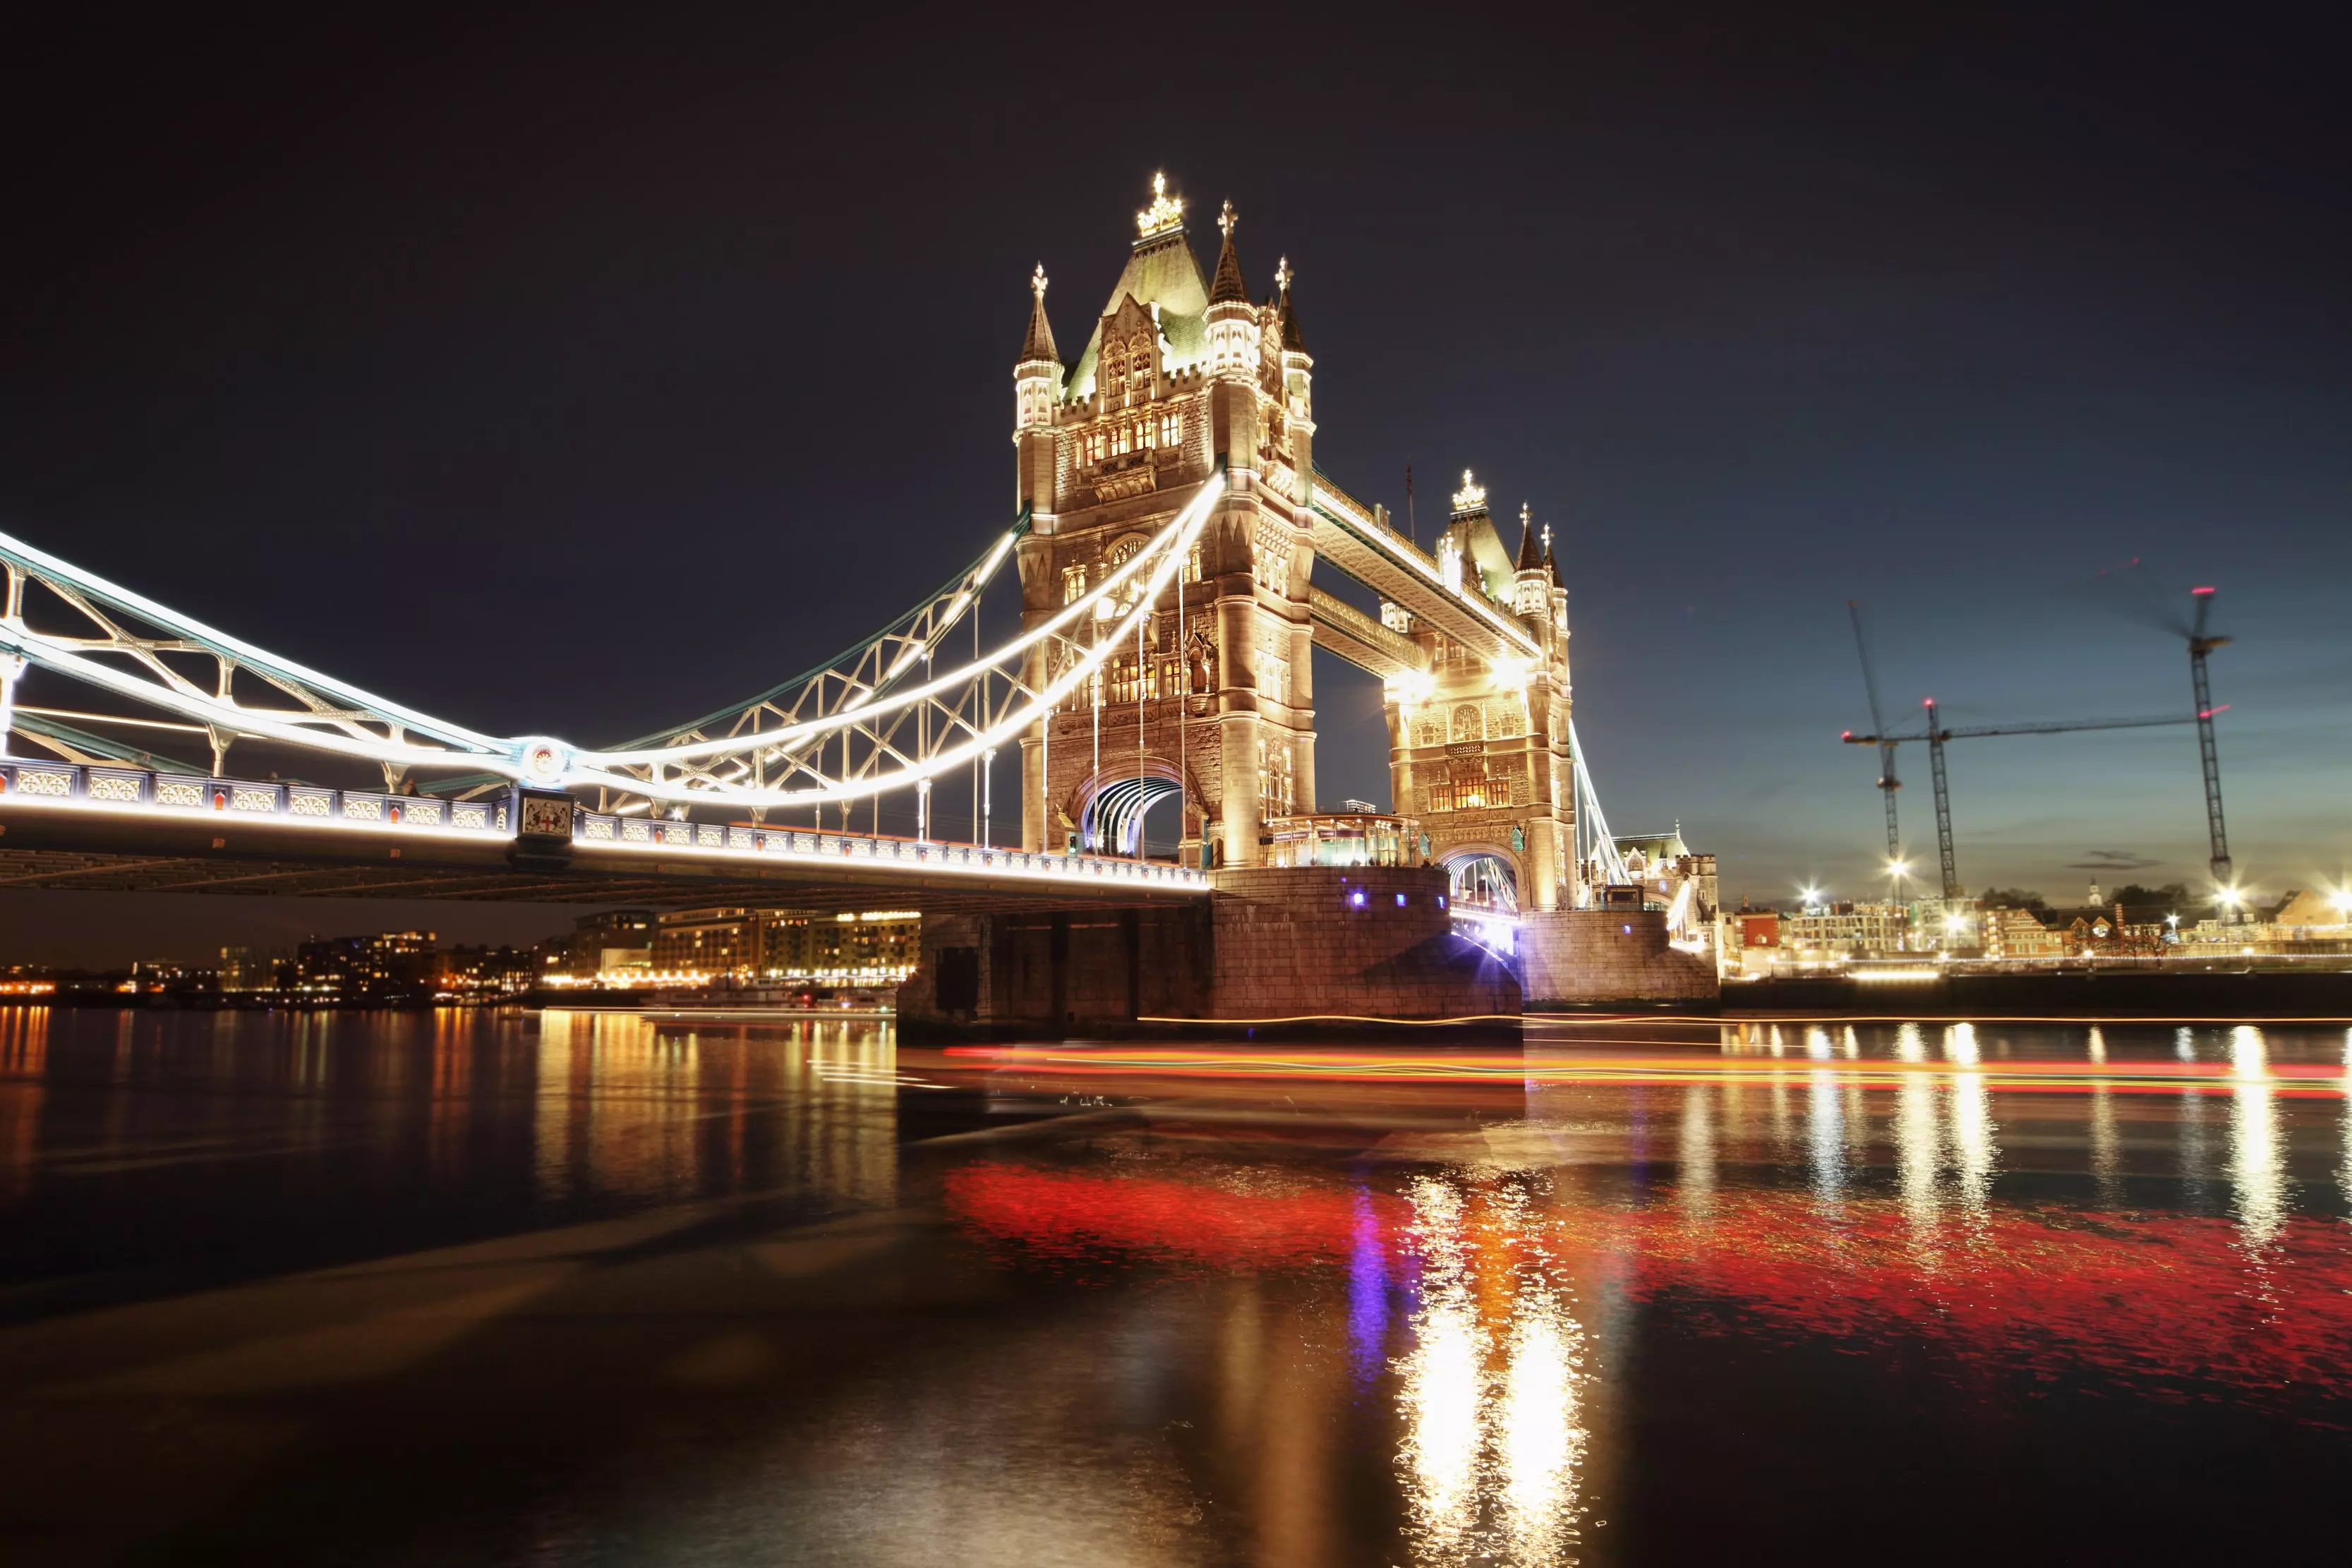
[584,476,1222,772]
[0,625,510,772]
[563,481,1219,808]
[0,777,1210,890]
[0,788,509,846]
[575,821,1208,890]
[1569,717,1629,892]
[0,528,509,750]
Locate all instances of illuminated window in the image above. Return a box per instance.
[1259,748,1293,814]
[1126,342,1154,409]
[1252,524,1293,593]
[1253,649,1289,706]
[1451,704,1482,742]
[1159,409,1181,449]
[1107,656,1165,706]
[1062,565,1087,605]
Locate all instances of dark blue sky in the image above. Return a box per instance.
[0,6,2344,958]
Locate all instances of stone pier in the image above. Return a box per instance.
[898,865,1519,1037]
[1518,909,1718,1008]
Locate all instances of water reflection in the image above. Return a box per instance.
[1396,1177,1586,1567]
[2229,1025,2284,1252]
[5,1011,2352,1564]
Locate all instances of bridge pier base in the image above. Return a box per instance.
[1518,909,1718,1008]
[898,865,1519,1039]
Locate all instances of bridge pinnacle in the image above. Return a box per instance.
[1136,171,1186,239]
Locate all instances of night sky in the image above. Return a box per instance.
[1,7,2345,961]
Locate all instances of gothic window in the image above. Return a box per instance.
[1126,342,1154,409]
[1107,655,1162,706]
[1253,649,1289,707]
[1451,704,1482,743]
[1259,746,1293,816]
[1252,524,1293,593]
[1062,565,1087,605]
[1159,409,1182,449]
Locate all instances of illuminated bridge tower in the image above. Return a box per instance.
[1389,478,1576,912]
[1014,176,1317,867]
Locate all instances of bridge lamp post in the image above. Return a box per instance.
[982,747,995,849]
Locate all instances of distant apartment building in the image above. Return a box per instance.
[440,944,538,996]
[292,930,438,999]
[1981,907,2065,959]
[650,907,760,977]
[646,907,922,983]
[1783,901,1909,958]
[541,908,656,984]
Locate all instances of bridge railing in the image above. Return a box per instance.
[0,758,1211,891]
[0,760,513,835]
[573,809,1207,888]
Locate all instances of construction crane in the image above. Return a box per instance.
[1845,601,1902,867]
[2073,562,2238,900]
[1842,705,2195,901]
[2186,586,2233,891]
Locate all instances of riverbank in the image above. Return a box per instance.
[1723,965,2352,1017]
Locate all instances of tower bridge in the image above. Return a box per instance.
[0,174,1714,1020]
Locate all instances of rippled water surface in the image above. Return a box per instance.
[1,1008,2348,1564]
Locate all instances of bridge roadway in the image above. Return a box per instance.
[0,759,1206,912]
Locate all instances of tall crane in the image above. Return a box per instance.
[1843,707,2195,901]
[2186,586,2232,890]
[1845,601,1902,866]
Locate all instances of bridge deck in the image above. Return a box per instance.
[0,760,1204,911]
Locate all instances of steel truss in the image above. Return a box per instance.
[0,473,1225,824]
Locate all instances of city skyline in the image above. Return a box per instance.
[1,8,2344,958]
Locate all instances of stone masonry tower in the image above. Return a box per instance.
[1385,476,1577,911]
[1013,176,1317,867]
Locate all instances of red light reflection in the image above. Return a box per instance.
[947,1163,2352,1418]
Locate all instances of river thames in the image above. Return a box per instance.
[1,1007,2347,1564]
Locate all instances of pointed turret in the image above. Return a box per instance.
[1512,502,1550,615]
[1543,524,1562,586]
[1209,199,1250,305]
[1277,260,1308,354]
[1018,262,1058,366]
[1013,263,1060,436]
[1204,199,1262,382]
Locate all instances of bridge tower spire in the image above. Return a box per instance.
[1013,263,1062,512]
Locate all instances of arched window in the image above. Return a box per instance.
[1126,342,1154,408]
[1451,704,1482,743]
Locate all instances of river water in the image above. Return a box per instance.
[1,1008,2347,1564]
